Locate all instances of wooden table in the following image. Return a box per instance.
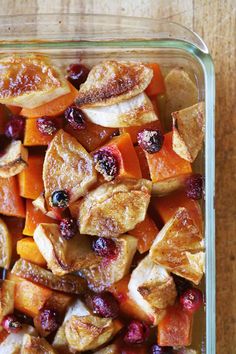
[1,0,235,352]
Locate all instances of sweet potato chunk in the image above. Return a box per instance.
[24,117,63,146]
[0,177,25,217]
[16,238,46,267]
[19,154,44,199]
[23,199,53,237]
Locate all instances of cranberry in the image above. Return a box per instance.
[151,345,173,353]
[86,292,119,318]
[39,308,60,332]
[0,135,10,157]
[93,150,119,181]
[172,274,192,296]
[124,320,150,344]
[67,63,90,89]
[92,237,118,258]
[59,217,78,240]
[64,106,86,130]
[185,174,204,200]
[137,129,164,154]
[5,115,25,140]
[36,117,58,135]
[180,287,203,313]
[2,315,22,333]
[51,190,69,208]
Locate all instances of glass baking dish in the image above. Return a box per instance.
[0,14,215,354]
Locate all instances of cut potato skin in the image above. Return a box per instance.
[0,218,12,269]
[43,129,97,207]
[78,178,152,238]
[0,141,28,178]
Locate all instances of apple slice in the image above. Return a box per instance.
[172,102,205,162]
[21,334,57,354]
[0,280,15,325]
[0,325,37,353]
[0,140,28,178]
[0,218,12,269]
[150,207,204,284]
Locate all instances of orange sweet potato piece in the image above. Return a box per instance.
[65,120,117,152]
[0,177,25,217]
[119,119,162,144]
[145,63,165,97]
[128,214,159,253]
[135,146,150,179]
[19,154,44,199]
[23,199,53,236]
[24,117,63,146]
[16,238,46,267]
[21,82,79,118]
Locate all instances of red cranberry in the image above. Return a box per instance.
[39,308,60,332]
[59,218,78,240]
[67,63,90,89]
[36,117,58,135]
[180,287,203,314]
[92,237,118,258]
[137,129,164,154]
[51,190,69,208]
[64,106,86,130]
[124,320,150,344]
[86,292,119,319]
[172,274,192,296]
[151,345,173,353]
[5,115,25,140]
[185,174,204,200]
[93,150,119,181]
[2,315,22,333]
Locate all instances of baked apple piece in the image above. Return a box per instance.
[34,223,100,276]
[21,334,57,354]
[0,55,70,109]
[43,129,97,207]
[80,235,137,292]
[76,60,153,107]
[0,280,15,325]
[172,102,205,162]
[0,140,28,178]
[128,256,177,325]
[0,325,37,353]
[150,207,204,284]
[78,178,152,238]
[0,218,12,269]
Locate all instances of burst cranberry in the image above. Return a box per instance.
[5,115,25,140]
[36,117,58,135]
[185,174,204,200]
[64,106,86,130]
[137,129,164,154]
[92,237,117,258]
[59,217,78,240]
[39,308,60,332]
[51,190,69,208]
[180,287,203,314]
[2,315,22,333]
[67,63,90,89]
[87,292,119,318]
[151,345,173,353]
[93,150,119,181]
[124,320,150,344]
[172,274,192,296]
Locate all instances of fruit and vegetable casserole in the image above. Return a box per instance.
[0,55,205,353]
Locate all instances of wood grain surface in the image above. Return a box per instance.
[0,1,235,352]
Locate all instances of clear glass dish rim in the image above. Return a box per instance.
[0,14,215,354]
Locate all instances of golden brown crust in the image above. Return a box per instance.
[76,60,153,107]
[0,279,15,324]
[0,140,28,178]
[21,334,57,354]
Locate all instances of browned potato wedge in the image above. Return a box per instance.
[11,259,87,294]
[0,325,37,353]
[150,207,204,284]
[128,256,177,325]
[0,141,28,178]
[76,60,153,107]
[172,102,205,162]
[21,334,57,354]
[0,280,15,325]
[0,55,70,109]
[0,218,12,269]
[34,223,100,276]
[80,235,137,292]
[78,179,152,238]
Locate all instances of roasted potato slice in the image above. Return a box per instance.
[78,179,152,238]
[12,259,87,294]
[21,334,57,354]
[34,223,100,276]
[80,235,137,292]
[150,207,204,284]
[0,218,12,269]
[0,280,15,326]
[43,129,97,207]
[0,325,36,353]
[76,60,153,107]
[0,141,28,178]
[128,255,177,325]
[82,92,158,128]
[0,55,70,109]
[172,102,205,162]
